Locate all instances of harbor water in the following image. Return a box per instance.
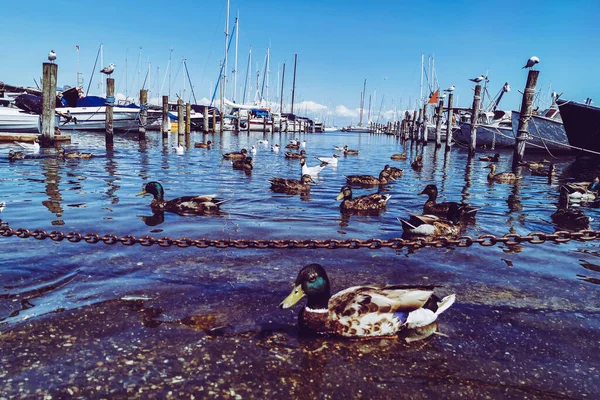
[0,130,599,398]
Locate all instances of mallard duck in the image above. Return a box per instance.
[485,164,521,182]
[285,149,307,159]
[519,158,550,169]
[398,212,462,238]
[336,185,391,214]
[343,145,359,155]
[315,154,338,166]
[551,207,590,230]
[279,263,456,338]
[530,163,556,177]
[223,148,248,159]
[301,158,327,177]
[57,148,93,159]
[345,166,395,186]
[232,156,253,171]
[286,142,300,149]
[411,155,424,169]
[419,184,478,219]
[137,181,225,215]
[388,165,404,178]
[479,153,500,162]
[268,174,316,194]
[194,140,212,149]
[8,150,25,161]
[559,177,599,205]
[14,138,40,153]
[390,153,407,160]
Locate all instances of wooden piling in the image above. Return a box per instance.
[513,70,540,166]
[469,85,482,154]
[411,110,418,140]
[162,95,169,139]
[203,106,209,133]
[212,110,217,133]
[138,89,148,141]
[263,116,267,134]
[422,104,428,145]
[177,99,184,146]
[105,78,115,147]
[41,62,58,147]
[435,99,444,147]
[445,93,454,150]
[185,103,191,135]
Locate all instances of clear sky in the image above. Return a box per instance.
[1,0,599,126]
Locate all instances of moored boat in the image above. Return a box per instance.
[511,106,569,153]
[556,99,600,156]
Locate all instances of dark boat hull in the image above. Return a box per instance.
[556,99,600,156]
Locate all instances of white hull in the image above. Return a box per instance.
[455,123,515,149]
[0,107,40,133]
[511,111,569,152]
[57,106,160,132]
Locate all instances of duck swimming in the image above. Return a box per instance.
[232,156,253,171]
[279,263,456,338]
[479,153,500,162]
[58,148,93,159]
[8,150,25,161]
[411,155,423,169]
[390,153,407,160]
[343,145,359,155]
[419,184,478,219]
[194,140,212,149]
[223,148,248,160]
[530,163,556,177]
[285,149,307,159]
[336,185,391,214]
[399,212,462,238]
[268,174,316,194]
[345,166,395,186]
[485,164,521,182]
[137,181,225,215]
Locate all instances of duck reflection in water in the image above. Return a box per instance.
[140,211,165,227]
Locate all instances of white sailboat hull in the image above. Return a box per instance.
[0,107,40,133]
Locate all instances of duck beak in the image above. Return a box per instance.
[136,189,147,196]
[335,192,345,201]
[279,284,305,309]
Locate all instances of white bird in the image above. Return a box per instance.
[469,75,485,83]
[173,143,184,155]
[0,201,5,213]
[14,139,40,153]
[315,154,338,166]
[257,139,268,145]
[333,146,345,152]
[271,144,280,153]
[503,82,511,92]
[250,145,257,154]
[301,158,327,177]
[100,63,115,75]
[443,85,455,92]
[48,50,56,63]
[522,56,540,70]
[300,140,306,148]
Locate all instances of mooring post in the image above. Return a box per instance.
[513,70,540,168]
[469,85,482,154]
[422,104,428,145]
[41,62,58,147]
[177,99,184,145]
[445,93,454,151]
[203,106,209,133]
[161,95,169,139]
[105,77,114,147]
[411,110,418,140]
[416,109,423,141]
[263,116,267,134]
[185,103,191,135]
[212,110,217,133]
[139,89,147,141]
[435,99,444,147]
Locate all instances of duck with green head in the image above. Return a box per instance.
[280,263,456,338]
[419,184,479,220]
[137,181,225,215]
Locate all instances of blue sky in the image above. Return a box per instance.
[1,0,599,126]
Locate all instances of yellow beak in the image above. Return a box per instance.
[279,284,305,309]
[335,192,344,201]
[136,189,147,196]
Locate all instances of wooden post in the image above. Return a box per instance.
[139,89,147,141]
[416,109,422,141]
[247,112,251,134]
[41,62,58,147]
[469,85,482,154]
[185,103,191,135]
[162,95,169,139]
[263,116,267,134]
[411,110,418,140]
[435,99,444,147]
[513,70,540,167]
[445,93,454,151]
[177,99,184,145]
[219,74,224,133]
[212,110,217,133]
[422,104,428,145]
[105,77,114,147]
[203,106,209,133]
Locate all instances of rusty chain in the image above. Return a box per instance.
[1,226,599,250]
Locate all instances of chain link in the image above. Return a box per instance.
[2,226,600,250]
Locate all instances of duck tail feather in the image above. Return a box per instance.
[435,294,456,315]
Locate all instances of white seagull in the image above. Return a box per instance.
[522,56,540,70]
[315,154,338,166]
[300,158,327,177]
[173,143,184,155]
[257,139,268,145]
[300,140,306,149]
[250,145,257,154]
[48,50,56,63]
[443,85,455,92]
[271,144,280,153]
[100,63,116,75]
[469,75,486,83]
[14,139,40,153]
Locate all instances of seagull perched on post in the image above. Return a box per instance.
[48,50,56,63]
[522,56,540,70]
[444,85,455,92]
[100,63,115,75]
[469,75,485,83]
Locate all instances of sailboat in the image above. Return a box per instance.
[342,78,370,133]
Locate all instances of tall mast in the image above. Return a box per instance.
[266,47,270,105]
[100,43,104,94]
[279,63,286,114]
[243,46,251,104]
[76,45,82,88]
[359,78,366,127]
[233,13,239,103]
[291,54,297,115]
[125,49,128,98]
[168,48,173,99]
[224,0,230,100]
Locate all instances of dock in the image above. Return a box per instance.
[0,133,71,143]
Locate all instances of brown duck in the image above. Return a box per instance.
[194,140,212,149]
[418,184,479,219]
[285,149,307,159]
[223,148,248,159]
[232,156,253,171]
[336,185,391,214]
[345,165,395,186]
[485,164,521,182]
[479,153,500,162]
[268,174,316,194]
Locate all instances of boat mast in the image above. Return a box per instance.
[224,0,230,100]
[233,13,239,103]
[280,63,286,113]
[125,49,128,99]
[358,78,366,127]
[100,43,104,95]
[76,45,83,89]
[168,48,173,99]
[291,53,297,115]
[242,46,251,104]
[419,54,424,106]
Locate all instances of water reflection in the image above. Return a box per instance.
[41,157,64,225]
[140,211,165,227]
[104,152,120,205]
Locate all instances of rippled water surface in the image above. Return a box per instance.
[1,130,599,398]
